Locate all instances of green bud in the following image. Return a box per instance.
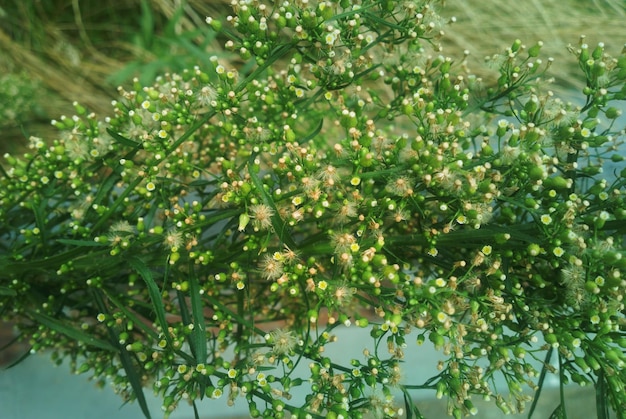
[528,42,543,57]
[238,213,250,231]
[605,107,622,119]
[586,356,601,371]
[429,332,445,349]
[128,342,143,352]
[592,44,604,60]
[544,333,557,345]
[436,380,447,398]
[592,61,606,77]
[73,102,87,115]
[605,349,622,364]
[513,346,526,358]
[544,175,569,190]
[574,356,591,372]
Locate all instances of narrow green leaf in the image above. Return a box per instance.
[362,11,405,30]
[4,346,32,369]
[91,290,152,419]
[326,2,377,22]
[188,266,207,365]
[299,118,324,144]
[106,61,142,86]
[3,247,84,273]
[118,344,152,419]
[181,272,210,400]
[557,353,568,419]
[28,311,116,351]
[192,401,200,419]
[548,404,564,419]
[237,43,294,88]
[127,256,173,349]
[528,347,552,418]
[93,166,123,206]
[166,113,213,156]
[92,290,151,419]
[56,239,108,247]
[203,293,266,337]
[0,286,17,296]
[401,387,413,419]
[1,332,23,358]
[32,198,48,249]
[163,5,184,39]
[91,176,143,233]
[139,0,154,50]
[0,161,9,179]
[106,128,141,148]
[100,289,160,341]
[248,154,296,249]
[176,290,192,325]
[596,368,609,419]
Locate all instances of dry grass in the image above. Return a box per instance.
[0,0,624,152]
[442,0,626,89]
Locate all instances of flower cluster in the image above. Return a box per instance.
[1,1,625,418]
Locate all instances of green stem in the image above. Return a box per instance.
[527,346,552,419]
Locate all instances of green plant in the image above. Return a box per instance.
[1,1,625,418]
[106,0,222,86]
[0,71,42,127]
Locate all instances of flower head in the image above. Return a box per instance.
[259,253,284,280]
[269,328,297,355]
[164,229,184,251]
[250,204,275,231]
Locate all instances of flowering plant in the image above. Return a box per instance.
[1,1,625,418]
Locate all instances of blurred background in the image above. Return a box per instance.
[1,0,624,417]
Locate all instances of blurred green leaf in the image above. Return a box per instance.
[0,286,17,296]
[56,239,107,247]
[188,266,207,365]
[92,289,152,419]
[127,255,172,348]
[28,311,116,352]
[139,0,155,50]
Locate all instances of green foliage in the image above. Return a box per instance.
[1,1,625,418]
[107,1,222,86]
[0,71,41,127]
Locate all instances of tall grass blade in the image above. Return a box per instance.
[188,266,207,365]
[92,289,152,419]
[128,256,173,348]
[28,310,116,351]
[248,154,296,249]
[528,347,552,418]
[596,368,609,419]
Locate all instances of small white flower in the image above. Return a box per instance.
[540,214,552,225]
[269,328,297,355]
[580,127,591,138]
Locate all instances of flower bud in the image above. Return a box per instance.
[528,41,543,57]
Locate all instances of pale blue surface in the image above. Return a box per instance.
[0,323,561,419]
[0,325,445,419]
[0,352,251,419]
